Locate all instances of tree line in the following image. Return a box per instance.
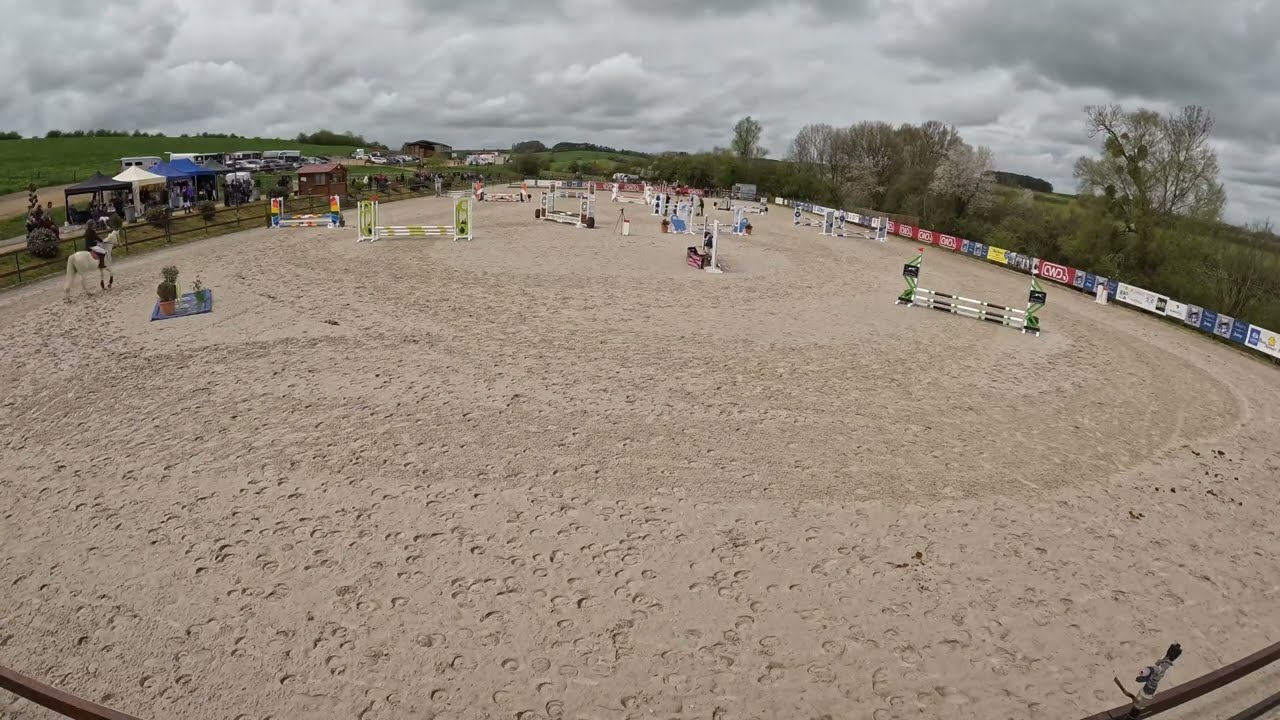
[642,113,1280,332]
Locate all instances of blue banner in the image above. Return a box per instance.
[1230,319,1250,344]
[1083,273,1097,293]
[1199,309,1218,334]
[1106,279,1119,300]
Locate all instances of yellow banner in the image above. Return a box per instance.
[986,246,1008,264]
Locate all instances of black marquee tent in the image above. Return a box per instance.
[63,172,131,225]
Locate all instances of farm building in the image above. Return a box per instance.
[402,140,453,159]
[297,162,348,198]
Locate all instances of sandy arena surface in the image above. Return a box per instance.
[1,192,1278,719]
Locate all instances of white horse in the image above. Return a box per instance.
[64,230,119,296]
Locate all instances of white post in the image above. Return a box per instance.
[706,221,723,273]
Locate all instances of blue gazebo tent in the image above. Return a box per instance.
[145,161,194,180]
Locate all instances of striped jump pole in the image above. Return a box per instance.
[356,195,473,242]
[895,248,1045,335]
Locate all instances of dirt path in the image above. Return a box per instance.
[0,183,76,218]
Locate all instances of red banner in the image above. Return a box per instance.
[937,234,961,251]
[897,224,916,239]
[1036,260,1076,285]
[886,221,897,234]
[916,228,935,245]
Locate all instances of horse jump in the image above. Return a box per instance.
[895,249,1044,335]
[476,181,529,202]
[271,195,341,228]
[536,182,596,228]
[669,198,697,234]
[356,195,473,242]
[686,220,725,274]
[611,183,653,206]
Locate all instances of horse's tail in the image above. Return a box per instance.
[64,253,78,293]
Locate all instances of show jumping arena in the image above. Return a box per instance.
[2,191,1279,720]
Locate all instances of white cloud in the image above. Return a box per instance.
[0,0,1276,222]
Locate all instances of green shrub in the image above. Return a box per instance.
[157,265,179,301]
[145,206,170,228]
[197,200,217,221]
[26,228,59,259]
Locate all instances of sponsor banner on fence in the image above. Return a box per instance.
[916,228,935,245]
[898,224,916,239]
[966,240,988,259]
[1037,260,1076,286]
[1247,326,1280,359]
[1005,251,1035,273]
[1185,305,1203,327]
[1164,300,1189,321]
[1115,283,1162,313]
[1213,314,1235,339]
[1199,308,1219,334]
[1230,319,1250,344]
[986,246,1008,264]
[937,234,961,251]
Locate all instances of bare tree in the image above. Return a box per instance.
[1075,104,1225,222]
[929,143,996,217]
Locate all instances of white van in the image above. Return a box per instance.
[121,155,162,170]
[352,148,368,159]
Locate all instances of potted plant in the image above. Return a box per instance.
[192,275,208,306]
[745,222,753,236]
[661,217,670,234]
[157,265,179,316]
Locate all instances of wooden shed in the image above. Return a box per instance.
[297,162,348,198]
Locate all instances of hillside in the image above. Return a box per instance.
[0,136,359,196]
[526,150,650,175]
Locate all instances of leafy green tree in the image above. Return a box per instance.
[731,117,766,161]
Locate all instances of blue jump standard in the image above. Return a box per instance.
[151,290,214,321]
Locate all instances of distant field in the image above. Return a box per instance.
[0,136,359,196]
[531,150,648,174]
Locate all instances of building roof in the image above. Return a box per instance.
[405,140,450,148]
[298,162,342,174]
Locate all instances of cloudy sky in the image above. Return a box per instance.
[3,0,1277,222]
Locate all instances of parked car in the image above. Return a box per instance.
[369,156,387,165]
[238,159,262,171]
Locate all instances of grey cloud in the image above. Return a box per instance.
[0,0,1276,222]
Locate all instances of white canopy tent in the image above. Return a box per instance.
[113,165,166,216]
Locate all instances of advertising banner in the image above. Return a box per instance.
[1163,300,1189,321]
[937,234,961,251]
[1037,260,1076,286]
[1005,251,1035,273]
[1199,308,1219,334]
[1230,318,1250,344]
[986,247,1008,264]
[886,221,896,234]
[1116,283,1162,313]
[1185,305,1203,327]
[916,228,935,245]
[1246,326,1280,359]
[1213,314,1234,339]
[898,224,916,239]
[967,241,988,259]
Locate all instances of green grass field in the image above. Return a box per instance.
[0,136,360,196]
[530,150,648,174]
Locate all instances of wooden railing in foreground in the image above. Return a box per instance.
[4,641,1276,719]
[1077,640,1280,719]
[0,664,141,720]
